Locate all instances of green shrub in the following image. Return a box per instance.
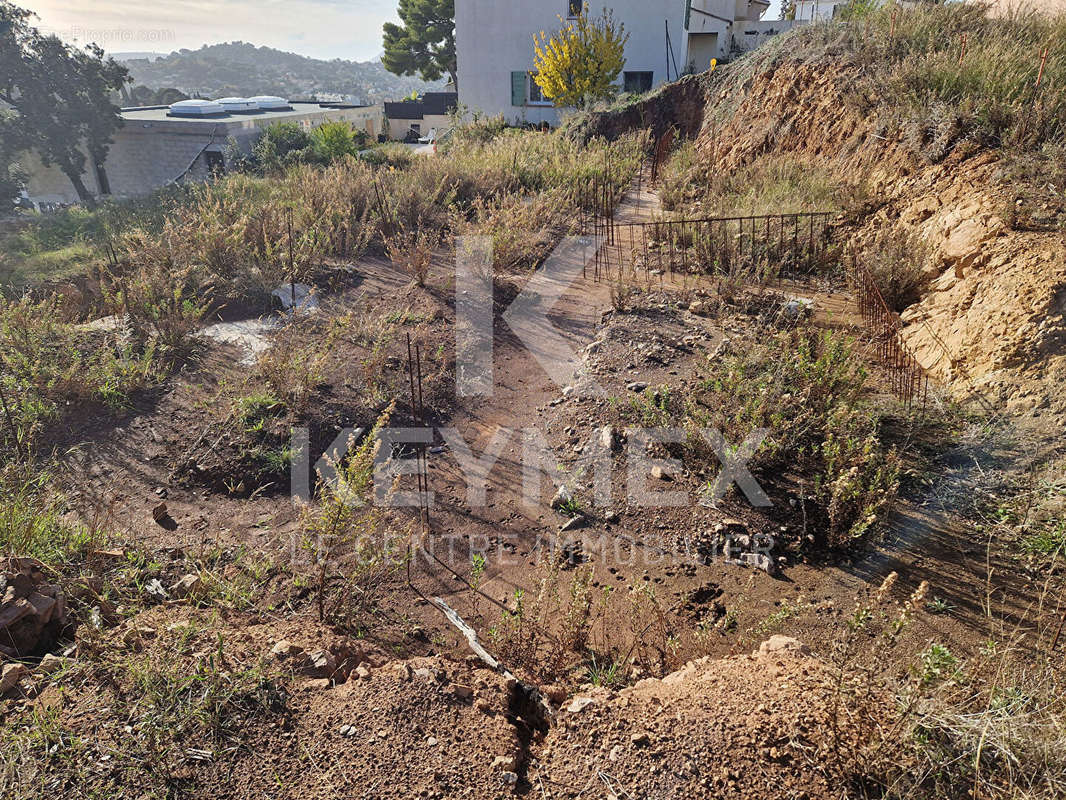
[253,122,313,171]
[310,121,365,163]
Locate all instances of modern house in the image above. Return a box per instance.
[20,98,383,208]
[791,0,847,21]
[455,0,793,126]
[383,92,459,141]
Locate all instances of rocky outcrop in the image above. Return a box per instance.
[0,558,71,658]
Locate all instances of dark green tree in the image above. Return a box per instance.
[382,0,456,90]
[0,1,129,205]
[0,112,27,213]
[156,87,189,105]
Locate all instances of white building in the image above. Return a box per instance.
[455,0,794,126]
[791,0,847,21]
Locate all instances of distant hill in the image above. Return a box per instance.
[118,41,443,103]
[110,51,166,62]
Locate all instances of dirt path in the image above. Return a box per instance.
[59,170,1025,670]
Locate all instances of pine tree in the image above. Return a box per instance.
[382,0,457,91]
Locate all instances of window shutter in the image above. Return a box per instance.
[511,71,527,106]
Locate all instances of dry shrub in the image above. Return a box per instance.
[609,269,636,311]
[300,404,405,625]
[385,224,436,287]
[824,571,1066,798]
[104,250,210,359]
[860,227,929,312]
[659,147,843,218]
[254,319,327,414]
[486,555,681,686]
[0,295,159,449]
[452,187,576,274]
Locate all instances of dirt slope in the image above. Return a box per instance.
[582,54,1066,420]
[530,636,884,800]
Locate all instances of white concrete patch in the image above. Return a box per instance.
[200,318,281,366]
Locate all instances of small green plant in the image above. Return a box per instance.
[558,496,583,517]
[926,596,955,615]
[915,643,959,686]
[584,653,623,688]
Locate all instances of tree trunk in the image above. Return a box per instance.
[61,164,96,208]
[449,67,459,93]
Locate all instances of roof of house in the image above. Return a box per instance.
[384,92,458,120]
[118,101,374,124]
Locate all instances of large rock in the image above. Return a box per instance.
[756,635,811,659]
[0,561,71,657]
[940,217,1001,277]
[0,662,28,694]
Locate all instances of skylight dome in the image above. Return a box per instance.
[216,97,259,113]
[168,99,225,117]
[248,96,291,111]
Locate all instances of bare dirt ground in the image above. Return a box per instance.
[6,174,1058,799]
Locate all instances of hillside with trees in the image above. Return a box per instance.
[119,41,443,102]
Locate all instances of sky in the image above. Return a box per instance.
[23,0,785,62]
[24,0,403,61]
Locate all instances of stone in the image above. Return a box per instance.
[549,486,572,510]
[271,640,303,658]
[38,653,64,675]
[0,662,28,693]
[151,502,170,524]
[599,426,616,450]
[631,731,651,747]
[688,300,707,315]
[492,754,517,771]
[170,574,203,601]
[354,664,371,680]
[567,696,596,713]
[757,635,811,658]
[650,466,672,482]
[24,592,56,626]
[144,579,169,602]
[626,381,647,393]
[500,771,518,786]
[451,683,473,699]
[304,650,337,678]
[941,217,997,275]
[0,598,32,629]
[743,553,776,575]
[560,515,586,532]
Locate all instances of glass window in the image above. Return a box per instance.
[528,73,545,104]
[623,71,654,94]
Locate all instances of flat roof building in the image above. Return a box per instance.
[384,92,458,141]
[21,100,384,208]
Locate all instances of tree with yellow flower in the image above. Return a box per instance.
[532,5,629,108]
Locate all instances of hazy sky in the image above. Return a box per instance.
[23,0,785,62]
[24,0,403,61]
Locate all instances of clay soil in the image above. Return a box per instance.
[4,179,1060,800]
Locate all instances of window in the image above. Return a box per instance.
[528,73,546,104]
[512,71,551,106]
[568,0,583,18]
[623,71,654,94]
